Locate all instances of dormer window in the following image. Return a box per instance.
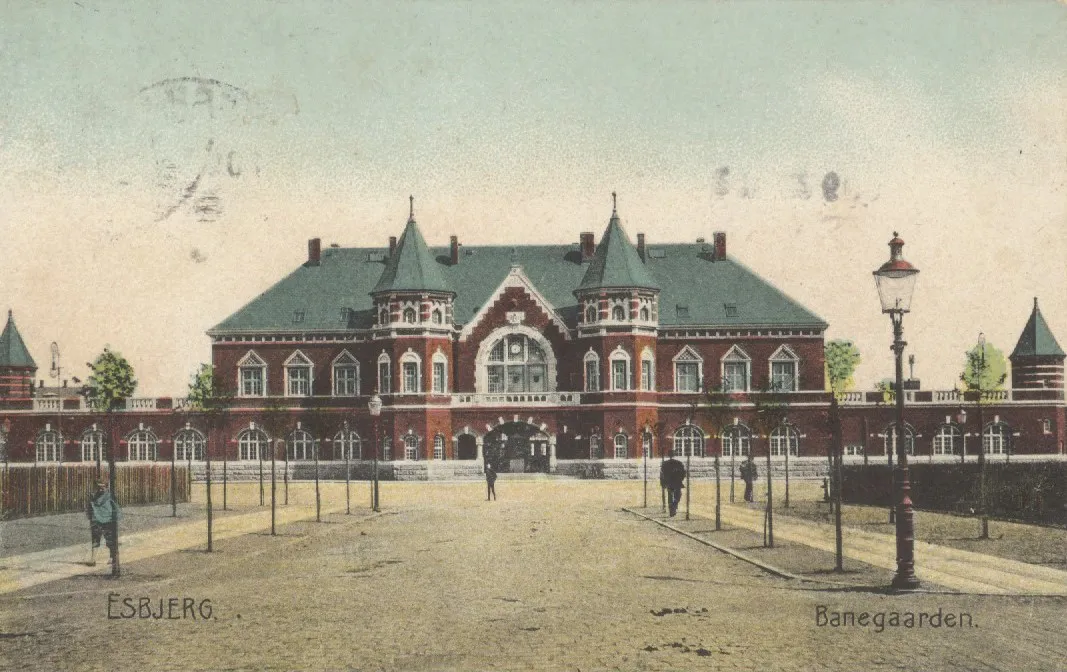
[293,310,305,324]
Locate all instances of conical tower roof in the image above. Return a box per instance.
[0,310,36,369]
[1010,297,1065,359]
[576,194,659,293]
[371,197,452,295]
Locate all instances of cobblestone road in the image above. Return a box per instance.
[1,481,1065,671]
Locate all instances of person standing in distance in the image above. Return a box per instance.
[485,461,497,501]
[86,480,120,568]
[659,450,686,517]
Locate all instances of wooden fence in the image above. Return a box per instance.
[0,464,190,519]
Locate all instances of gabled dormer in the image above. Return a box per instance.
[575,193,660,334]
[371,197,455,335]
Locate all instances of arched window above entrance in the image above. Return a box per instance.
[481,331,553,394]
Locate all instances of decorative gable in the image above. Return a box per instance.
[458,266,571,342]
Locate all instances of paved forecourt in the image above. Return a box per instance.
[1,481,1065,671]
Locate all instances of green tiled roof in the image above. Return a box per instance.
[371,218,451,294]
[1010,298,1065,359]
[0,311,36,369]
[209,243,827,334]
[576,212,658,292]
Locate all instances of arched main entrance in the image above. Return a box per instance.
[484,422,550,473]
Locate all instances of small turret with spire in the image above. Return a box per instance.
[1009,296,1065,396]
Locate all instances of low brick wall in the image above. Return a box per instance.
[190,460,485,482]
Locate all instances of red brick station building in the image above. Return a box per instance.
[0,198,1064,476]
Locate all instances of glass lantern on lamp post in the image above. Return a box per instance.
[873,231,921,591]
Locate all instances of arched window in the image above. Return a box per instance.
[433,434,445,460]
[613,434,628,459]
[609,347,631,391]
[585,305,597,324]
[721,425,751,457]
[639,306,650,321]
[611,305,626,321]
[378,306,389,325]
[383,438,393,461]
[284,351,313,397]
[432,351,448,394]
[403,307,417,324]
[640,348,655,391]
[641,432,653,458]
[400,351,422,393]
[769,425,799,456]
[485,334,550,393]
[238,429,269,461]
[332,351,359,397]
[81,428,105,462]
[673,426,705,457]
[984,422,1010,455]
[334,429,361,460]
[933,424,961,456]
[35,429,62,462]
[403,434,419,461]
[583,350,600,392]
[237,350,267,397]
[883,423,915,456]
[673,346,702,393]
[431,309,443,325]
[127,429,159,461]
[589,434,602,460]
[377,352,391,394]
[288,429,315,460]
[174,428,205,461]
[722,345,751,393]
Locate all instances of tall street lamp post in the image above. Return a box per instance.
[344,419,351,515]
[976,332,989,540]
[873,231,921,591]
[368,394,382,512]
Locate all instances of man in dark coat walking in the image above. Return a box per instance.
[86,480,120,568]
[659,450,686,517]
[485,462,497,501]
[739,455,758,503]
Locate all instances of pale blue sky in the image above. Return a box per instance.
[1,1,1064,393]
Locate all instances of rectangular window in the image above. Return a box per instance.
[1042,419,1052,434]
[287,367,310,396]
[723,362,748,392]
[241,368,264,397]
[771,361,796,391]
[402,362,419,393]
[585,360,600,392]
[675,362,698,392]
[432,361,446,394]
[527,364,546,393]
[612,360,628,391]
[641,360,653,391]
[334,366,358,396]
[488,365,504,393]
[506,365,526,393]
[378,362,391,394]
[843,445,864,456]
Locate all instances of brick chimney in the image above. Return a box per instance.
[713,232,726,260]
[307,238,321,266]
[389,236,397,258]
[580,232,595,261]
[450,235,459,265]
[637,233,646,262]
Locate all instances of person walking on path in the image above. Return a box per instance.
[659,450,686,517]
[740,455,758,503]
[485,462,497,501]
[86,480,120,568]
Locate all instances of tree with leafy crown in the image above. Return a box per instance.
[960,341,1007,393]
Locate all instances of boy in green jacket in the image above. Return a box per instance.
[86,480,120,567]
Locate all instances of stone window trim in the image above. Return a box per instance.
[672,345,703,393]
[983,421,1012,455]
[640,347,655,391]
[287,428,316,461]
[433,434,446,460]
[608,346,632,391]
[673,424,705,458]
[583,349,601,392]
[35,426,63,463]
[80,426,106,462]
[769,424,800,457]
[284,350,314,398]
[173,427,206,462]
[399,349,423,394]
[721,345,752,393]
[331,350,360,397]
[237,427,270,461]
[720,423,751,457]
[768,345,800,392]
[403,432,420,461]
[432,350,448,395]
[236,350,268,398]
[933,423,962,455]
[882,423,917,456]
[333,430,362,460]
[377,352,392,395]
[613,433,628,459]
[474,325,558,395]
[125,426,159,462]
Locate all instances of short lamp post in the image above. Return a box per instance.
[955,409,967,464]
[873,231,921,591]
[368,394,382,512]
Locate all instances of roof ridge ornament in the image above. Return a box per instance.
[408,195,415,224]
[611,191,617,217]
